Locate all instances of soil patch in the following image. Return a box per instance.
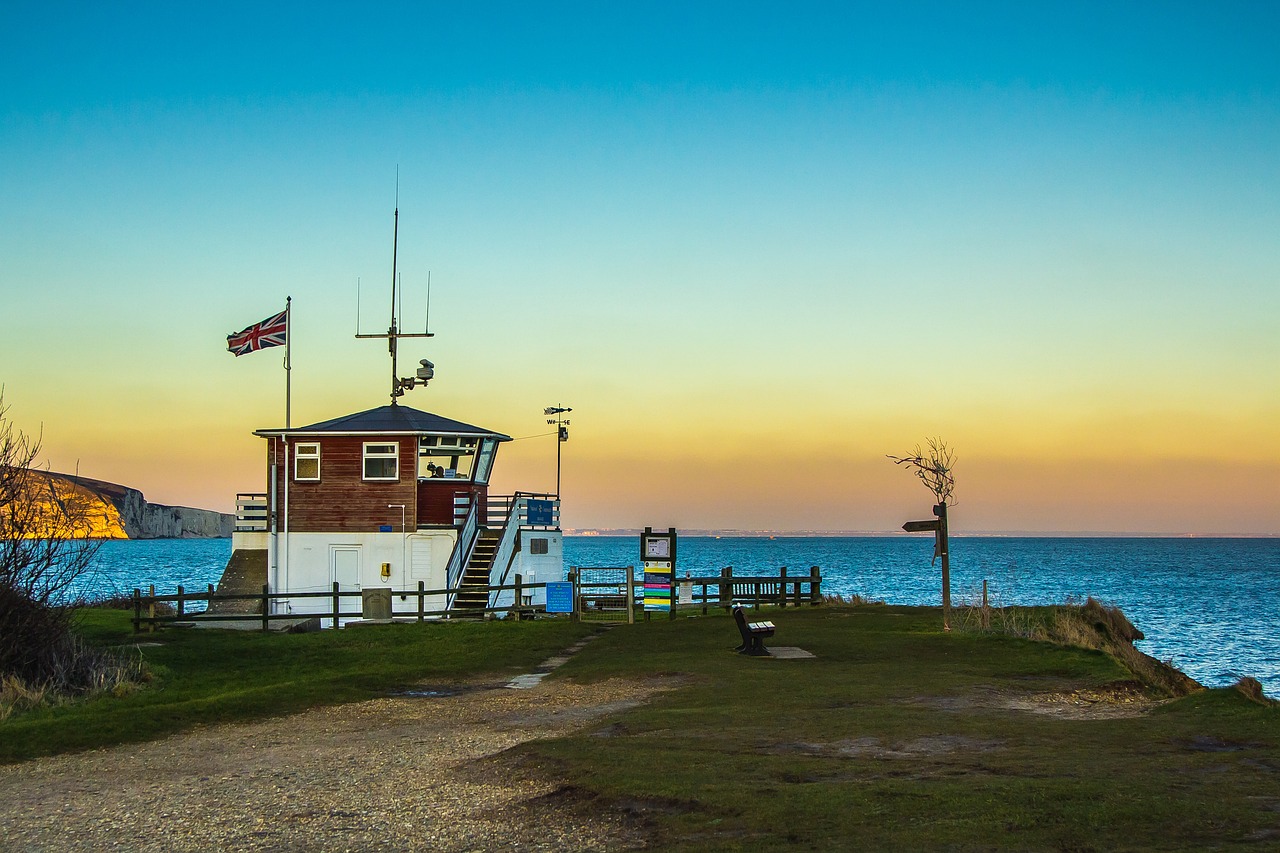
[0,676,674,852]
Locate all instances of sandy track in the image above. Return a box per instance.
[0,678,663,852]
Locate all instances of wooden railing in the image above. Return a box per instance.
[567,565,824,618]
[131,576,547,633]
[130,566,825,633]
[235,493,268,532]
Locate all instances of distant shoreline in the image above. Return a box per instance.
[566,529,1279,539]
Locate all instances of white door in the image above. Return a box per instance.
[331,546,361,590]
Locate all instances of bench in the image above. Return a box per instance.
[732,606,775,656]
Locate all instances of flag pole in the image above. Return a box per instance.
[285,296,292,428]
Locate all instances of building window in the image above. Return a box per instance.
[530,538,549,555]
[363,442,399,481]
[294,443,320,481]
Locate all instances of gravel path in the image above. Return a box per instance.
[0,677,666,852]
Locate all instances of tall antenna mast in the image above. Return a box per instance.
[355,173,435,403]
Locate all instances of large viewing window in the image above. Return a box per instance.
[294,442,320,481]
[418,435,479,481]
[363,442,399,481]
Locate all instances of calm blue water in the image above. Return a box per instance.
[79,536,1279,692]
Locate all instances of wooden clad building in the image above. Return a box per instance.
[226,403,562,621]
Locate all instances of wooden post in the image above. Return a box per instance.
[332,581,341,630]
[176,585,185,618]
[148,584,155,633]
[261,584,269,632]
[810,566,821,605]
[132,588,141,634]
[938,502,951,632]
[779,566,787,608]
[418,580,425,622]
[753,580,761,610]
[515,573,523,619]
[701,579,709,615]
[568,570,579,623]
[719,566,732,610]
[207,583,215,614]
[626,569,635,624]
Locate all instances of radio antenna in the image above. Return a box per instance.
[354,176,435,403]
[425,272,431,334]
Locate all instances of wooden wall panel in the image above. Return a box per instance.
[272,435,418,533]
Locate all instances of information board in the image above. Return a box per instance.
[641,527,677,613]
[545,581,574,614]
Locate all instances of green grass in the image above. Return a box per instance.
[0,609,592,763]
[523,606,1280,850]
[8,604,1280,849]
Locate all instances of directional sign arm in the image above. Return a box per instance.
[902,520,941,533]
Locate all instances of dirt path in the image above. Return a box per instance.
[0,677,666,852]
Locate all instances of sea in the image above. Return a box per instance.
[76,536,1279,693]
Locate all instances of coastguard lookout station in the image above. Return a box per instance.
[228,403,562,619]
[222,204,562,621]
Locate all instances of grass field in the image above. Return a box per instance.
[0,609,592,763]
[4,603,1278,849]
[526,605,1280,850]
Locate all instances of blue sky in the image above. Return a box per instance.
[2,2,1278,533]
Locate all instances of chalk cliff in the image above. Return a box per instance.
[44,474,233,539]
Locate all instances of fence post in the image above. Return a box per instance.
[515,573,523,619]
[261,584,269,632]
[810,566,821,605]
[753,580,761,610]
[719,566,732,610]
[207,583,215,613]
[332,582,341,630]
[148,584,155,633]
[418,580,425,623]
[626,569,635,624]
[779,567,787,608]
[177,585,185,618]
[568,570,579,623]
[132,588,141,633]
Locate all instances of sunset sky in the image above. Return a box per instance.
[2,2,1277,534]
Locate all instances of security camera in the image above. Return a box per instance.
[416,359,435,380]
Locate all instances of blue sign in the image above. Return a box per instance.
[546,581,574,613]
[527,499,554,526]
[379,524,393,532]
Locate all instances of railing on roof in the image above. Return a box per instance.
[235,493,268,532]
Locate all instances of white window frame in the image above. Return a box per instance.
[294,442,320,481]
[363,442,400,482]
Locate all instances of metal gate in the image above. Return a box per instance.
[572,566,634,623]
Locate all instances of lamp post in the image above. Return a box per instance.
[544,405,572,498]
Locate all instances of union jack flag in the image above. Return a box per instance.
[227,309,288,356]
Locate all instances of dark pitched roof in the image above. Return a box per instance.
[255,405,511,441]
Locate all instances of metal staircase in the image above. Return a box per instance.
[452,528,500,614]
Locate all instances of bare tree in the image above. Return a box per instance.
[1,393,110,693]
[888,437,956,506]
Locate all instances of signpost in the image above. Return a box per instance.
[902,503,951,631]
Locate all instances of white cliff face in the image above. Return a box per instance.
[50,475,234,539]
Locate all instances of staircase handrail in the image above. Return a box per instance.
[486,495,527,606]
[444,499,481,609]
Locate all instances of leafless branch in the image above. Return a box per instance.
[888,437,957,506]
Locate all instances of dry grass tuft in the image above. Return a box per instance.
[1232,677,1276,706]
[822,592,884,606]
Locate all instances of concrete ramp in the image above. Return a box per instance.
[208,549,268,614]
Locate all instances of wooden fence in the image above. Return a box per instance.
[131,575,546,633]
[131,565,825,633]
